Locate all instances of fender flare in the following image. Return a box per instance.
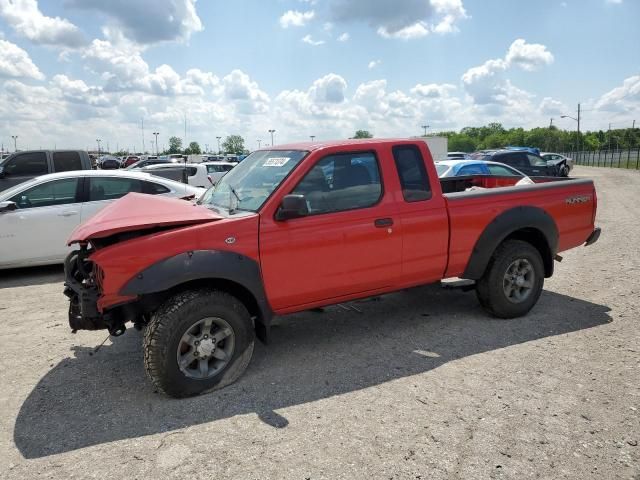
[120,250,273,333]
[462,206,558,280]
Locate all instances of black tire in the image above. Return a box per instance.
[476,240,544,319]
[143,289,255,398]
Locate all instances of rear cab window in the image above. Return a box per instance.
[392,145,431,201]
[53,151,82,172]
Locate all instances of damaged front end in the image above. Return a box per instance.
[63,245,126,336]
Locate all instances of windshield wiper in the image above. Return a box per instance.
[229,185,242,214]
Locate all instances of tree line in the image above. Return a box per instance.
[352,123,640,153]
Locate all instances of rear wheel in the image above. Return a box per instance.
[476,240,544,318]
[143,289,254,398]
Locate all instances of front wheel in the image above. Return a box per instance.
[476,240,545,319]
[143,289,255,398]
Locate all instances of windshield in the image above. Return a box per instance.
[435,164,450,176]
[199,149,307,212]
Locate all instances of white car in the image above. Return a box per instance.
[140,163,211,188]
[202,161,235,184]
[0,170,205,269]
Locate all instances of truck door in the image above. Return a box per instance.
[259,150,402,311]
[391,144,449,284]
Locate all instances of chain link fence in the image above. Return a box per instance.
[562,149,640,170]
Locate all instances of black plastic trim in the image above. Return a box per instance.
[585,227,601,246]
[119,250,273,327]
[462,206,559,280]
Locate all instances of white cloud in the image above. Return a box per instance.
[337,32,350,41]
[505,39,554,71]
[0,38,44,79]
[222,69,270,113]
[539,97,567,115]
[605,0,622,4]
[594,75,640,112]
[329,0,468,39]
[411,83,457,98]
[51,74,112,107]
[279,9,315,28]
[67,0,202,44]
[309,73,347,103]
[368,59,381,69]
[462,39,554,109]
[302,34,325,46]
[0,0,85,47]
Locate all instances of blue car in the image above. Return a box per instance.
[434,159,530,179]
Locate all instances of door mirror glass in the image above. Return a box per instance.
[276,194,309,220]
[0,201,17,213]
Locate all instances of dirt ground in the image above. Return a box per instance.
[0,166,638,479]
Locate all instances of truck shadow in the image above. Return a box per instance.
[0,265,64,289]
[14,285,611,458]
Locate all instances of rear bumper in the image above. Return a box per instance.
[585,227,601,246]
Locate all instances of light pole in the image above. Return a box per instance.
[11,135,18,152]
[96,138,101,155]
[421,125,429,137]
[216,136,222,154]
[153,132,159,155]
[310,135,315,141]
[561,103,580,153]
[257,139,262,149]
[268,129,275,146]
[205,143,209,153]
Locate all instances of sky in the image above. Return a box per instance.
[0,0,638,152]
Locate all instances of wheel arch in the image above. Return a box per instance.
[462,206,558,280]
[120,250,273,342]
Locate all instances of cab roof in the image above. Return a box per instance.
[260,138,427,152]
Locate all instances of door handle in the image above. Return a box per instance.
[374,218,394,228]
[58,211,78,217]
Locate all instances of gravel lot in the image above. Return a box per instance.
[0,166,638,479]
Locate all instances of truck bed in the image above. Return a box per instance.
[441,177,597,278]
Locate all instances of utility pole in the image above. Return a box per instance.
[96,138,101,155]
[184,113,187,151]
[576,103,581,153]
[549,118,553,128]
[216,136,222,154]
[11,135,18,152]
[141,118,145,153]
[268,129,276,146]
[153,132,159,155]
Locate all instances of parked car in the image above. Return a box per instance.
[125,157,181,170]
[122,156,140,168]
[202,161,235,184]
[469,150,556,176]
[541,153,573,177]
[0,170,205,269]
[0,150,92,193]
[435,159,531,180]
[446,152,468,160]
[64,138,600,397]
[140,163,211,188]
[97,156,121,170]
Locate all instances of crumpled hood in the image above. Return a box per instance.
[68,192,223,244]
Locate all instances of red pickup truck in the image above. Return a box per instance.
[64,139,600,397]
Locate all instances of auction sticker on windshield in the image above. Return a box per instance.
[263,157,290,167]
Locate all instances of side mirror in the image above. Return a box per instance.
[276,194,309,221]
[0,201,17,213]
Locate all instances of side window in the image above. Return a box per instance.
[53,151,82,172]
[292,152,382,214]
[527,154,547,166]
[487,164,520,176]
[3,152,48,176]
[392,145,431,202]
[457,164,486,176]
[89,177,142,201]
[187,167,197,176]
[9,178,79,209]
[143,181,171,194]
[501,153,526,167]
